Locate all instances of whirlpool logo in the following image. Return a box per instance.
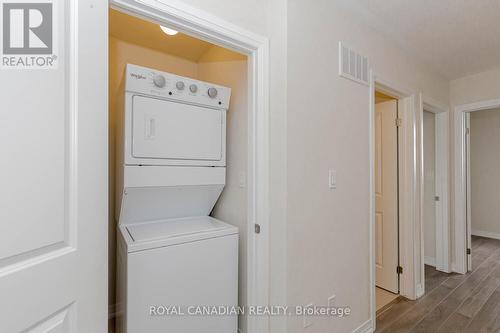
[1,0,58,69]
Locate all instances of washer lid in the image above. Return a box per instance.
[125,216,237,244]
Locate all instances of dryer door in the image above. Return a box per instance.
[132,95,223,162]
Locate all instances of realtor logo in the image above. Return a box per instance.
[1,0,57,69]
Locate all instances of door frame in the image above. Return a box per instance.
[108,1,271,333]
[369,73,424,327]
[453,98,500,274]
[423,97,450,273]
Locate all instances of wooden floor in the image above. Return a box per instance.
[376,236,500,333]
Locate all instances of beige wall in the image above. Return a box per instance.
[470,109,500,238]
[449,66,500,266]
[287,1,448,332]
[423,111,436,263]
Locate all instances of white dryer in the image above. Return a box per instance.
[115,64,238,333]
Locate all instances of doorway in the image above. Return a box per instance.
[107,1,271,332]
[422,99,450,277]
[369,80,424,326]
[109,8,248,333]
[454,98,500,274]
[422,103,450,276]
[423,110,437,269]
[466,107,500,270]
[371,80,425,326]
[374,90,400,311]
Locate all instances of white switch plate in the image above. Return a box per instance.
[329,169,337,189]
[303,303,313,328]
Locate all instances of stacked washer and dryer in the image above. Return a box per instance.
[115,64,238,333]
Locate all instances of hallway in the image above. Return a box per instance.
[376,236,500,332]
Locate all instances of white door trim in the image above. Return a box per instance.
[466,112,472,272]
[423,98,450,273]
[369,73,422,329]
[108,1,271,333]
[401,92,425,300]
[453,98,500,274]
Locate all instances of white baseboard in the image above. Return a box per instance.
[424,256,436,267]
[352,319,373,333]
[451,262,467,274]
[416,283,424,298]
[472,229,500,240]
[436,266,451,274]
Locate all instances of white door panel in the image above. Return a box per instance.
[132,96,223,161]
[0,1,107,332]
[375,100,399,293]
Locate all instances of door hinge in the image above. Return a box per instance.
[254,224,261,234]
[467,248,471,255]
[434,196,440,201]
[395,118,402,127]
[397,266,403,274]
[466,127,470,135]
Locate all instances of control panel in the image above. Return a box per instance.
[125,64,231,109]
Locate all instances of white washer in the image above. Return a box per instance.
[117,216,238,333]
[115,64,237,333]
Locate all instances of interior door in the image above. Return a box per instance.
[465,113,472,271]
[375,100,399,293]
[0,1,108,332]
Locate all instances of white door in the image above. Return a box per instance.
[0,1,107,332]
[375,100,399,293]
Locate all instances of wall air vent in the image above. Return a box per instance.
[339,41,369,86]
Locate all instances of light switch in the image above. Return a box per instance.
[329,169,337,189]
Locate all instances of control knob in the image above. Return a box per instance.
[153,74,166,88]
[176,81,185,90]
[207,87,218,98]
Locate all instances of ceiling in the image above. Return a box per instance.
[337,0,500,80]
[109,9,214,62]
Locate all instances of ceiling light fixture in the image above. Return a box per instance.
[160,25,178,36]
